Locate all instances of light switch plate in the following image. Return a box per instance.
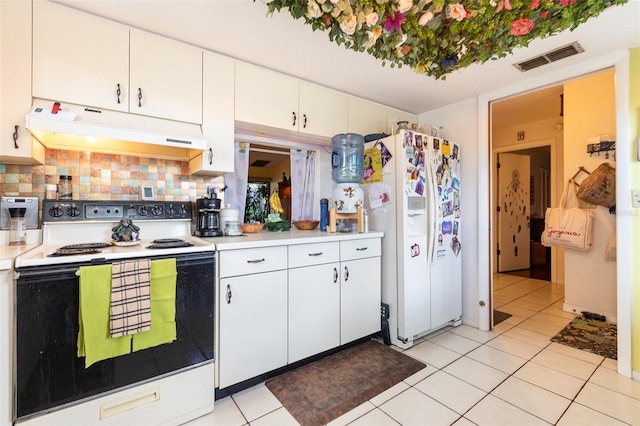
[632,189,640,208]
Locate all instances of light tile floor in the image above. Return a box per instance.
[185,274,640,426]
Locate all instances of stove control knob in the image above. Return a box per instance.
[151,205,163,216]
[178,204,188,217]
[166,204,176,217]
[138,205,148,216]
[67,205,81,217]
[49,205,64,218]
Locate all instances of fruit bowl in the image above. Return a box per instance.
[241,222,264,233]
[293,220,320,230]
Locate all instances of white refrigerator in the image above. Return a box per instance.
[362,129,462,349]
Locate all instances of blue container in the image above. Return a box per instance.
[320,198,329,231]
[331,133,364,183]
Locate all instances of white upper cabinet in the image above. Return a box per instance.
[235,62,299,131]
[347,97,387,136]
[0,0,44,165]
[298,81,348,137]
[32,2,203,124]
[235,62,348,138]
[32,1,130,113]
[190,51,235,175]
[129,30,202,124]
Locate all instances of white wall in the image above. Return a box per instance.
[563,71,618,321]
[418,98,481,328]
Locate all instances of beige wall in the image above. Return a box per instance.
[563,70,617,320]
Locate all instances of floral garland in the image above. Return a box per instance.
[263,0,628,79]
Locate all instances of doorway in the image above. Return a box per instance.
[489,84,563,328]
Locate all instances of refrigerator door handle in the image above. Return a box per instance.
[426,154,438,266]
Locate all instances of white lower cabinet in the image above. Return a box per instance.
[219,270,287,389]
[289,263,340,363]
[340,257,381,344]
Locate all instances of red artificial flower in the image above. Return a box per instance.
[561,0,576,6]
[531,0,540,9]
[510,18,535,35]
[401,44,412,55]
[384,13,406,32]
[541,11,548,18]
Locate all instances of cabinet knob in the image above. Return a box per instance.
[292,111,296,127]
[116,83,121,104]
[344,266,349,282]
[226,284,232,304]
[303,114,307,129]
[138,88,143,107]
[208,148,213,165]
[333,267,338,283]
[246,258,265,264]
[13,125,19,149]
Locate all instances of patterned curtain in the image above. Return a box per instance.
[223,141,250,221]
[290,150,315,221]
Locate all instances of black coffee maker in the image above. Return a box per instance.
[195,193,223,237]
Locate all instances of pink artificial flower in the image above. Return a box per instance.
[530,0,539,9]
[496,0,512,12]
[510,17,535,35]
[384,13,406,32]
[561,0,577,6]
[449,3,467,21]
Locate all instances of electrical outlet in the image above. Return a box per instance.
[632,189,640,208]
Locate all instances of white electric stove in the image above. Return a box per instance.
[13,200,215,426]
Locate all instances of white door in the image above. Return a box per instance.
[497,152,531,272]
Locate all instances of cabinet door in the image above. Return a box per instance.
[218,271,287,388]
[129,30,203,124]
[0,0,44,165]
[347,97,387,136]
[341,257,381,345]
[191,52,235,175]
[298,82,348,138]
[289,263,340,363]
[32,1,129,112]
[235,62,299,131]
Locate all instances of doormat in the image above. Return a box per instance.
[494,310,512,326]
[265,340,426,426]
[550,317,617,360]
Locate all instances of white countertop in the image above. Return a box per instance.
[0,230,42,270]
[202,229,384,251]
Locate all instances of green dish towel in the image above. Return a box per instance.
[132,258,178,351]
[78,264,131,368]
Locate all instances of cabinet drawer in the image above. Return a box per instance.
[220,246,287,277]
[288,242,340,268]
[340,238,381,261]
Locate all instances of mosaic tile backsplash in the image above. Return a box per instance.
[0,148,222,201]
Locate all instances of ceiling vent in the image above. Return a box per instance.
[513,42,584,72]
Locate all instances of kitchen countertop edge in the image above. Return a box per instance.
[208,230,384,251]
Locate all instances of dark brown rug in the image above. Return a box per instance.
[494,310,512,326]
[551,316,617,360]
[265,340,426,426]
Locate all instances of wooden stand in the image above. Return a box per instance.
[329,207,364,233]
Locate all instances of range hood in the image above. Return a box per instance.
[26,99,207,161]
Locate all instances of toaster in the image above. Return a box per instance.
[0,197,39,229]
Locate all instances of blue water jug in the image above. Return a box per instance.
[331,133,364,183]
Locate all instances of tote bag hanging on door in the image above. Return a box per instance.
[542,179,593,251]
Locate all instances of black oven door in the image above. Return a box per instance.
[14,252,214,421]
